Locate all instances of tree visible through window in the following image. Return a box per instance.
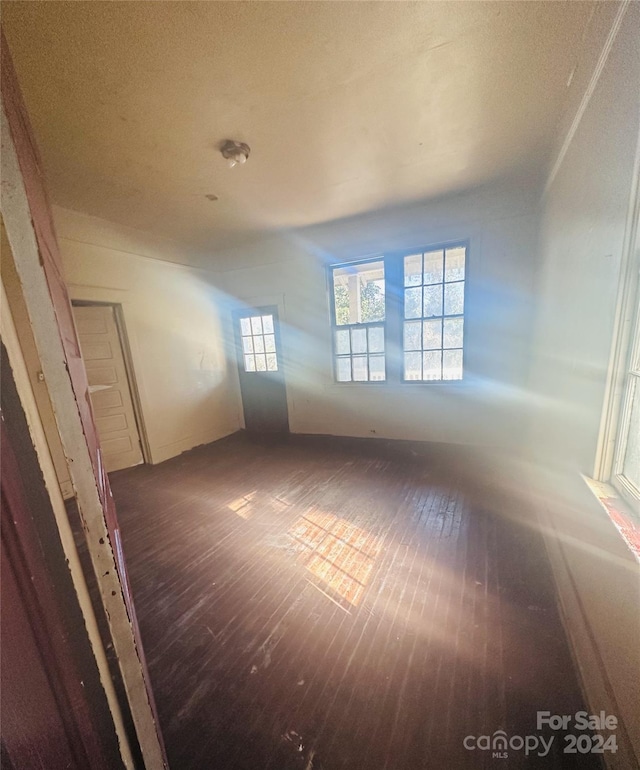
[334,283,350,325]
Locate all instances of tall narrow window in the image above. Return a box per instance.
[403,245,466,381]
[331,259,385,382]
[612,298,640,507]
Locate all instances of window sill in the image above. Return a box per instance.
[582,475,640,563]
[324,380,470,391]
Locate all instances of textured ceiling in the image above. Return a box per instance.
[3,1,596,253]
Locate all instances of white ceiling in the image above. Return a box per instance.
[4,1,596,254]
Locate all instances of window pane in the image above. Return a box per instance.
[266,353,278,371]
[404,352,422,380]
[242,336,254,354]
[262,315,274,334]
[445,247,465,282]
[404,254,422,287]
[333,260,385,325]
[255,354,267,371]
[404,320,421,351]
[251,316,263,335]
[253,335,265,353]
[351,327,367,354]
[368,326,384,353]
[443,318,464,348]
[360,280,385,324]
[424,285,443,318]
[336,357,351,382]
[423,351,441,380]
[264,334,276,353]
[244,354,256,372]
[352,355,368,381]
[369,354,385,381]
[404,287,422,319]
[444,282,464,315]
[423,319,442,350]
[443,349,463,380]
[240,318,251,336]
[335,329,350,355]
[622,379,640,490]
[423,250,444,285]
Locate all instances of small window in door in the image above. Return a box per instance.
[240,314,278,372]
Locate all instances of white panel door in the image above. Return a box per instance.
[73,305,143,472]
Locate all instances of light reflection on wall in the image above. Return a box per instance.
[288,510,383,608]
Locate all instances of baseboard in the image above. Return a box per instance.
[150,425,240,465]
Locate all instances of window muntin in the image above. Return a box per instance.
[331,260,386,382]
[240,314,278,372]
[334,325,385,382]
[403,246,466,381]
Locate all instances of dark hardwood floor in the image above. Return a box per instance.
[106,433,599,770]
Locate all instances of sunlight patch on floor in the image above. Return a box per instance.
[288,509,383,607]
[227,491,257,518]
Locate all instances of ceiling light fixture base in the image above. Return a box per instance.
[220,140,250,168]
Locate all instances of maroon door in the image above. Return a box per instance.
[0,371,122,769]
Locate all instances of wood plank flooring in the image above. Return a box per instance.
[106,433,599,769]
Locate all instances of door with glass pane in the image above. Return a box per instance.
[234,306,289,434]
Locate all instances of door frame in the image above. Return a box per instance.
[71,300,151,466]
[1,33,167,768]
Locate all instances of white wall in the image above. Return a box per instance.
[530,2,640,476]
[54,207,240,464]
[529,3,640,765]
[216,174,539,448]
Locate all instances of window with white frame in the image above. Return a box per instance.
[403,246,466,381]
[331,259,386,382]
[330,243,468,384]
[611,296,640,507]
